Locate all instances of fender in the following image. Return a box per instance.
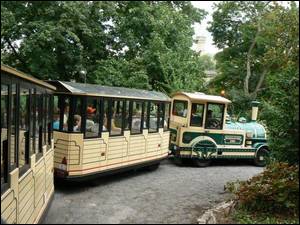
[253,142,269,156]
[190,136,218,148]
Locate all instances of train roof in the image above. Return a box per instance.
[1,64,56,90]
[47,80,171,102]
[172,91,231,104]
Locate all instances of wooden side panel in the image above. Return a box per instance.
[83,139,106,165]
[18,172,35,224]
[161,131,170,154]
[19,131,26,167]
[128,135,146,156]
[1,149,54,224]
[45,152,54,196]
[1,190,17,224]
[107,137,127,161]
[147,133,161,154]
[53,132,83,172]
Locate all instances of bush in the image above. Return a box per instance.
[226,162,299,217]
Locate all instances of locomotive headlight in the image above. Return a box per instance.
[246,131,253,138]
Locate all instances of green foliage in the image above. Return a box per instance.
[227,162,299,217]
[1,1,208,94]
[232,208,299,224]
[208,1,299,164]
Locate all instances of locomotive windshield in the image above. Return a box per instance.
[190,103,204,127]
[205,103,225,130]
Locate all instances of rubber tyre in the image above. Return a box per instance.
[173,157,183,167]
[193,158,211,167]
[254,148,269,167]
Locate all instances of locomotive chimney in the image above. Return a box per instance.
[251,101,260,121]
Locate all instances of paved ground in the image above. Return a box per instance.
[43,158,263,224]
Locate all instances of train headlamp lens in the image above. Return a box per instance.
[246,132,253,138]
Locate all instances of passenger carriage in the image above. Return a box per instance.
[47,81,171,181]
[169,92,269,167]
[1,65,55,224]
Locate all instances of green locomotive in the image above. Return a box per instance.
[169,92,269,167]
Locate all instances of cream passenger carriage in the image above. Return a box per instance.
[47,81,171,181]
[1,65,55,224]
[169,92,269,167]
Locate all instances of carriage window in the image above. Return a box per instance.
[131,101,143,134]
[11,84,17,167]
[72,97,82,133]
[47,95,53,148]
[190,103,204,127]
[85,97,100,138]
[30,89,35,155]
[149,102,159,132]
[19,88,30,168]
[1,84,9,185]
[205,103,225,130]
[172,100,188,118]
[158,103,164,128]
[62,97,70,131]
[53,95,60,131]
[102,99,109,132]
[164,103,170,131]
[124,101,130,130]
[143,102,149,129]
[110,100,123,136]
[35,91,43,154]
[43,94,48,146]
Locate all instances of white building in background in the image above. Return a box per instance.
[194,35,206,54]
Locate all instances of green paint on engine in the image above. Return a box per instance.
[225,121,266,139]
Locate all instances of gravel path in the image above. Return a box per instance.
[43,158,263,224]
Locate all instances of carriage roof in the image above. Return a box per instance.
[47,80,171,102]
[172,91,231,104]
[1,64,56,90]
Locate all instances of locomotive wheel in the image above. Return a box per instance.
[193,158,211,167]
[173,157,183,166]
[254,148,269,167]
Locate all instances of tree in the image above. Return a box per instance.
[208,1,299,164]
[1,1,207,94]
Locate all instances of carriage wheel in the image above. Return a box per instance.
[146,163,160,171]
[193,158,211,167]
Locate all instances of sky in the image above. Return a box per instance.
[191,1,220,56]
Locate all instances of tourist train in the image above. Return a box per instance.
[169,92,269,167]
[46,80,171,181]
[1,65,269,224]
[1,65,55,224]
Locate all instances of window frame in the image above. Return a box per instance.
[130,100,144,135]
[172,100,188,118]
[204,102,225,130]
[1,80,10,194]
[108,97,125,137]
[35,89,44,162]
[163,102,171,131]
[47,93,53,150]
[18,85,31,176]
[84,96,102,139]
[148,101,160,133]
[190,103,205,127]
